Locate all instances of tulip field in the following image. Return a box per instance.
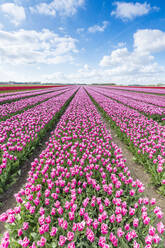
[86,87,165,188]
[0,86,165,247]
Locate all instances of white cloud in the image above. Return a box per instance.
[42,62,165,85]
[30,0,85,17]
[98,29,165,84]
[31,3,56,16]
[0,3,26,26]
[88,21,109,33]
[134,29,165,53]
[99,47,161,77]
[77,28,85,33]
[84,64,89,70]
[77,21,109,34]
[111,2,155,21]
[0,61,165,85]
[43,67,104,84]
[0,26,165,85]
[58,27,65,32]
[117,42,126,47]
[0,29,78,65]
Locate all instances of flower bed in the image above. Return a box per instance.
[91,87,165,121]
[101,88,165,108]
[0,88,69,119]
[86,88,165,192]
[0,85,65,92]
[0,89,54,98]
[0,88,164,247]
[105,86,165,95]
[0,88,63,105]
[0,88,77,194]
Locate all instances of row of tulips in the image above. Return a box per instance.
[107,86,165,95]
[0,88,69,120]
[86,88,165,192]
[0,88,77,194]
[0,87,165,247]
[0,89,56,98]
[100,88,165,108]
[0,86,63,93]
[0,88,63,105]
[92,87,165,120]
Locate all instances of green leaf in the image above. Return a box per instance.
[31,232,37,239]
[52,242,57,248]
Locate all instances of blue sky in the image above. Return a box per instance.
[0,0,165,84]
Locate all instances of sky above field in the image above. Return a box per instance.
[0,0,165,84]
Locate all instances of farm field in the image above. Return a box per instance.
[0,86,165,248]
[0,87,70,120]
[0,85,67,94]
[105,86,165,95]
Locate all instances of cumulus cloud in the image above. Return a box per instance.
[43,67,104,84]
[0,26,165,85]
[42,62,165,85]
[88,21,109,33]
[0,3,26,26]
[73,29,165,84]
[111,2,157,21]
[117,42,126,48]
[99,47,155,70]
[98,29,165,84]
[134,29,165,53]
[0,29,78,65]
[30,0,85,17]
